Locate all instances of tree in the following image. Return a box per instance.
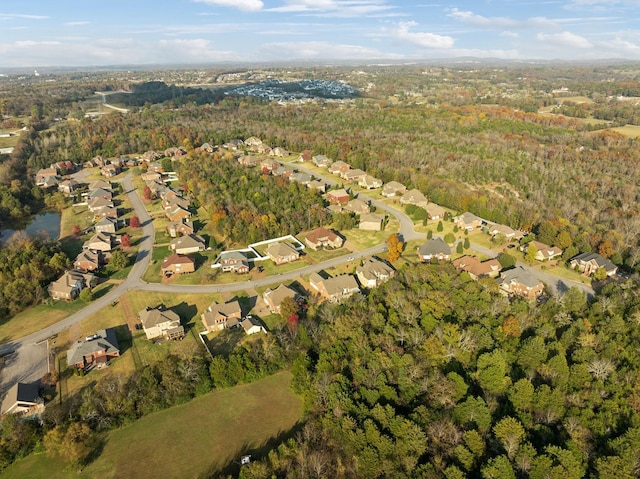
[386,234,404,262]
[129,215,140,228]
[427,229,433,239]
[593,267,608,281]
[120,233,131,248]
[142,185,152,201]
[456,242,464,254]
[79,288,93,302]
[72,224,81,237]
[497,253,516,269]
[444,232,456,244]
[44,423,95,469]
[161,157,173,172]
[279,296,299,321]
[525,243,538,264]
[437,221,444,232]
[493,417,525,459]
[109,250,129,269]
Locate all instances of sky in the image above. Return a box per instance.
[1,0,640,68]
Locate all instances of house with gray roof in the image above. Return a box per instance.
[263,284,301,314]
[381,181,407,198]
[1,383,42,416]
[201,300,243,332]
[170,234,206,255]
[265,242,300,265]
[309,272,360,303]
[498,266,545,299]
[66,328,120,370]
[569,252,618,277]
[454,212,483,230]
[417,238,451,262]
[400,189,428,207]
[356,257,395,288]
[218,251,250,273]
[139,306,184,340]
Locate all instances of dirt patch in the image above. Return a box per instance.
[118,293,138,333]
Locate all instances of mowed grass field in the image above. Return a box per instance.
[3,371,302,479]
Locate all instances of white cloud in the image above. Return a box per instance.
[258,40,400,60]
[537,31,593,48]
[193,0,264,12]
[386,21,455,49]
[501,31,519,38]
[267,0,394,17]
[65,21,91,26]
[447,8,559,30]
[0,13,49,20]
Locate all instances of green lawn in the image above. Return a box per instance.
[3,371,303,479]
[0,300,86,343]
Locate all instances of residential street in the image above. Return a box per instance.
[0,166,595,394]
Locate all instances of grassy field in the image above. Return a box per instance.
[610,124,640,138]
[3,371,302,479]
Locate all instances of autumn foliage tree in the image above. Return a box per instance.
[142,186,152,201]
[386,233,404,262]
[72,224,81,237]
[120,233,131,248]
[129,215,140,228]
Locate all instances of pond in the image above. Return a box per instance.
[0,211,61,244]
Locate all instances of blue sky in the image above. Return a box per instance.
[1,0,639,67]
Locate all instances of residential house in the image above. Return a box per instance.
[161,253,196,276]
[289,172,312,185]
[238,155,260,167]
[312,155,333,168]
[201,300,242,332]
[498,266,545,299]
[35,167,59,186]
[307,180,328,193]
[58,179,80,195]
[344,198,370,215]
[101,164,120,178]
[265,242,300,265]
[48,270,95,300]
[452,255,501,280]
[310,273,360,303]
[417,238,451,262]
[454,212,483,230]
[165,204,192,223]
[88,180,112,191]
[244,136,263,148]
[381,181,407,198]
[358,175,383,189]
[91,155,108,168]
[83,232,118,252]
[488,224,524,241]
[37,175,59,188]
[326,188,350,204]
[358,212,386,231]
[341,168,367,183]
[273,165,295,178]
[328,160,350,175]
[425,203,446,220]
[170,234,206,255]
[141,171,162,182]
[218,251,250,273]
[66,328,120,370]
[1,383,42,416]
[166,220,194,238]
[138,306,184,340]
[162,191,190,210]
[95,216,119,234]
[522,241,563,261]
[356,257,395,288]
[88,196,114,213]
[240,316,267,335]
[93,205,118,220]
[141,150,162,163]
[88,187,113,201]
[263,284,300,314]
[299,149,312,162]
[304,227,344,250]
[260,158,280,172]
[400,189,428,207]
[74,250,103,272]
[269,147,289,157]
[569,252,618,277]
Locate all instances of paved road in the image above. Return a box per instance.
[0,166,595,391]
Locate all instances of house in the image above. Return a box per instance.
[312,155,333,167]
[88,196,114,213]
[498,266,545,299]
[263,284,300,314]
[240,316,267,335]
[66,328,120,370]
[289,172,312,185]
[569,252,618,277]
[163,194,190,212]
[273,165,295,178]
[328,160,350,175]
[381,181,407,198]
[88,180,112,191]
[270,147,289,157]
[83,232,118,252]
[454,212,483,230]
[141,171,162,182]
[165,204,192,223]
[218,251,250,273]
[359,212,386,231]
[37,175,59,188]
[101,164,120,178]
[424,203,446,220]
[141,150,162,163]
[326,188,350,204]
[48,270,95,300]
[35,167,59,186]
[400,189,428,207]
[74,250,103,272]
[138,306,184,340]
[356,257,395,288]
[170,234,206,255]
[93,205,119,220]
[310,273,360,303]
[166,220,194,238]
[58,179,80,195]
[201,300,242,332]
[307,180,328,193]
[91,155,108,168]
[488,224,524,241]
[244,136,263,148]
[161,253,195,276]
[452,255,501,280]
[341,168,367,183]
[265,242,300,265]
[344,198,370,215]
[238,155,260,167]
[358,175,383,189]
[88,187,113,201]
[299,149,312,162]
[417,238,451,262]
[95,216,119,234]
[522,241,563,261]
[1,383,42,416]
[304,227,344,250]
[260,158,280,172]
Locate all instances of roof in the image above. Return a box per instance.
[171,234,205,250]
[382,181,406,194]
[265,242,299,258]
[327,188,349,198]
[401,189,428,205]
[425,203,446,217]
[1,383,40,415]
[456,212,482,224]
[321,275,360,297]
[264,284,299,308]
[418,238,451,256]
[139,307,181,328]
[96,216,118,227]
[219,250,248,262]
[356,257,395,282]
[452,255,501,277]
[359,212,385,224]
[571,252,617,271]
[499,266,543,288]
[66,328,120,366]
[306,227,339,244]
[161,253,195,268]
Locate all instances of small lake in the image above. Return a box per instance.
[0,212,61,244]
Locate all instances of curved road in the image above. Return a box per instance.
[0,166,595,387]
